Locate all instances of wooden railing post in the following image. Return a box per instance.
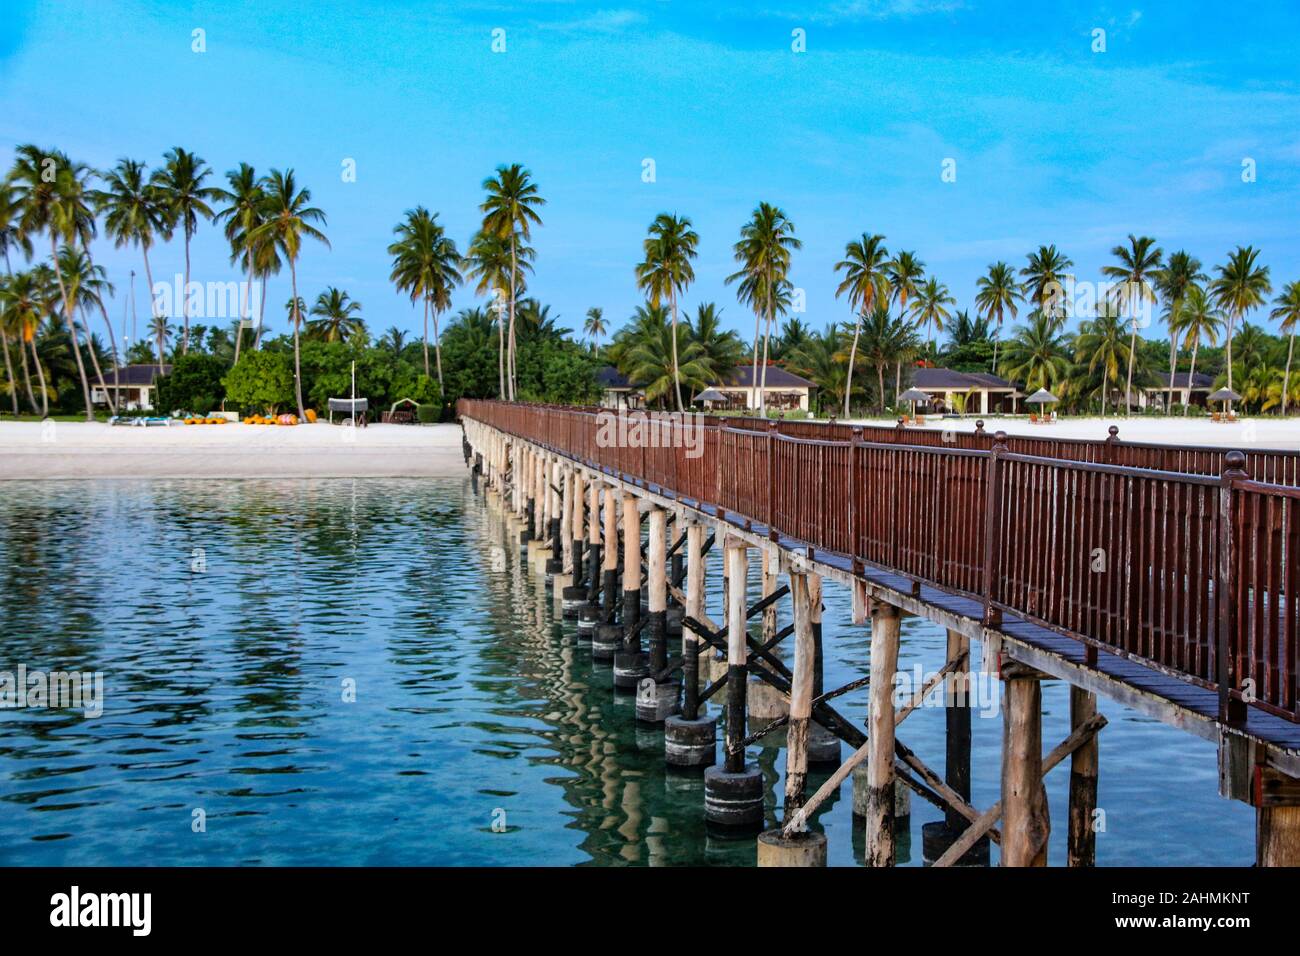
[1218,449,1248,725]
[981,431,1009,626]
[767,420,778,540]
[1104,425,1119,464]
[850,426,863,572]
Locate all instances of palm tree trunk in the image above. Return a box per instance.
[894,360,901,406]
[431,300,444,393]
[844,314,862,418]
[1,326,18,416]
[1225,313,1236,394]
[82,241,122,413]
[759,283,772,418]
[181,233,192,354]
[497,300,505,399]
[749,310,761,411]
[1124,319,1136,416]
[49,236,94,420]
[29,337,48,416]
[1185,340,1200,417]
[291,261,306,420]
[508,238,518,402]
[876,363,886,414]
[669,287,682,412]
[83,310,117,414]
[17,330,39,413]
[1167,330,1178,413]
[422,296,430,377]
[233,259,254,367]
[1283,332,1295,417]
[254,271,268,350]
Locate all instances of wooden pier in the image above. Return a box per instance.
[460,399,1300,866]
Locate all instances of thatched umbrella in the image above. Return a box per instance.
[1207,387,1241,418]
[693,387,726,410]
[899,387,929,421]
[1026,387,1059,421]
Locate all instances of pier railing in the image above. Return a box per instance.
[460,399,1300,724]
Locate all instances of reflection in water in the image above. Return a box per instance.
[0,478,1254,865]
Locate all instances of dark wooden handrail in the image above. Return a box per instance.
[460,399,1299,724]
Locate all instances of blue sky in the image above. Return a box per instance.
[1,0,1297,346]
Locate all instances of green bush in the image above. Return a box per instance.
[223,351,295,415]
[155,353,227,414]
[417,403,440,423]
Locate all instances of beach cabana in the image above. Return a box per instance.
[692,387,726,410]
[1207,387,1241,422]
[898,387,929,423]
[1026,387,1059,424]
[328,397,369,426]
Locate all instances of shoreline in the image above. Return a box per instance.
[0,421,468,480]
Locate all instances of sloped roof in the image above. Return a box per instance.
[913,367,1013,390]
[108,364,171,386]
[596,365,639,390]
[716,365,816,389]
[1148,371,1215,390]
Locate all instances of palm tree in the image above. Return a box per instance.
[212,163,266,367]
[307,287,365,343]
[9,146,96,419]
[248,169,328,421]
[725,202,800,415]
[1270,281,1300,416]
[1170,286,1223,417]
[95,158,170,362]
[0,184,32,415]
[1211,245,1273,401]
[886,250,925,320]
[388,206,462,388]
[689,302,745,384]
[57,244,116,413]
[788,325,847,415]
[1154,251,1206,410]
[974,261,1022,376]
[479,164,545,401]
[583,307,606,348]
[1075,309,1130,415]
[150,314,173,365]
[855,303,899,413]
[1020,244,1074,316]
[1002,311,1070,393]
[619,304,710,408]
[909,276,954,353]
[833,233,888,417]
[380,326,408,355]
[151,147,218,354]
[464,228,528,399]
[635,213,699,411]
[1101,234,1163,415]
[0,270,47,413]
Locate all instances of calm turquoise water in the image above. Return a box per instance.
[0,478,1254,865]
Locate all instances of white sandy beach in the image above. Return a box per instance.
[846,415,1300,451]
[0,421,468,479]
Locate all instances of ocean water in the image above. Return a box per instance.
[0,478,1254,865]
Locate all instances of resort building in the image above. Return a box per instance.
[706,365,817,411]
[1134,371,1215,410]
[91,364,171,411]
[596,366,645,410]
[911,367,1019,415]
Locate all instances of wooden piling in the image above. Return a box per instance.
[945,629,972,830]
[1067,686,1099,867]
[785,571,815,819]
[602,486,619,620]
[865,601,901,866]
[1002,671,1049,866]
[647,508,668,672]
[725,539,748,773]
[683,521,705,720]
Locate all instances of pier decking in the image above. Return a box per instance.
[459,400,1300,866]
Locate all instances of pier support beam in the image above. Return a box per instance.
[759,565,829,863]
[666,520,717,768]
[561,469,587,618]
[578,478,602,636]
[1067,686,1099,867]
[704,538,762,829]
[613,492,647,691]
[1001,668,1049,866]
[922,629,987,865]
[637,506,678,723]
[864,600,902,867]
[592,485,622,661]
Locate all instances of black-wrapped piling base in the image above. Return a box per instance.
[664,715,717,768]
[704,764,764,830]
